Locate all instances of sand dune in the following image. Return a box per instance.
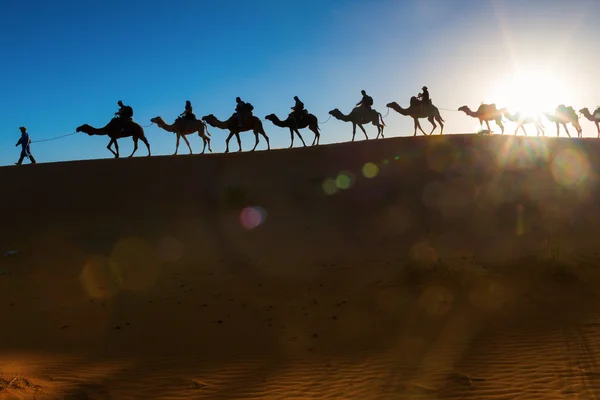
[2,134,600,399]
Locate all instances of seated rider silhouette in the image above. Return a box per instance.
[417,86,430,111]
[356,90,373,116]
[235,97,250,128]
[291,96,305,126]
[115,100,134,132]
[179,100,196,121]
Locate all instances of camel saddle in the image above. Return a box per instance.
[409,96,433,113]
[177,113,197,122]
[290,109,308,123]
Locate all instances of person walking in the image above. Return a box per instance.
[15,126,36,165]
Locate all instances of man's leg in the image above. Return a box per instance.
[29,154,37,164]
[15,154,24,165]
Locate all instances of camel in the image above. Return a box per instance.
[76,118,151,158]
[499,109,545,136]
[458,104,505,134]
[150,116,212,155]
[543,105,582,138]
[202,113,270,153]
[328,107,385,141]
[386,97,445,135]
[264,112,321,147]
[579,107,600,138]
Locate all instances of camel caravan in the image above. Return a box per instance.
[71,88,600,159]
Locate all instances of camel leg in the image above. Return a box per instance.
[358,124,369,140]
[496,119,504,134]
[235,133,243,152]
[141,137,151,156]
[174,134,181,155]
[288,128,294,148]
[415,119,427,136]
[251,132,259,151]
[206,136,212,153]
[438,117,444,135]
[351,123,357,142]
[224,132,235,153]
[107,139,118,158]
[129,137,139,158]
[181,134,193,155]
[596,122,599,138]
[563,124,571,138]
[295,129,307,147]
[309,125,320,146]
[413,119,418,136]
[555,123,560,137]
[428,116,437,135]
[484,121,492,134]
[259,130,270,150]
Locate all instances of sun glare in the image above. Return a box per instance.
[488,70,570,117]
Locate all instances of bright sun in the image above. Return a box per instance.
[489,70,570,117]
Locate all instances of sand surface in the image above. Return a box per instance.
[2,134,600,399]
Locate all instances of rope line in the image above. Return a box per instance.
[31,131,78,143]
[318,115,332,124]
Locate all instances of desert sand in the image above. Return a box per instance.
[2,133,600,399]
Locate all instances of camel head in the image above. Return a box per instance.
[458,106,469,113]
[76,124,93,135]
[150,116,165,125]
[201,114,219,127]
[264,114,276,121]
[386,102,399,109]
[579,108,590,116]
[329,108,342,117]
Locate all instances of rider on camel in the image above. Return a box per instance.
[235,97,251,128]
[356,90,373,114]
[417,86,430,111]
[115,100,134,132]
[180,100,196,120]
[115,100,133,121]
[291,96,305,126]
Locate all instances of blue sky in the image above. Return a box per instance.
[1,0,599,165]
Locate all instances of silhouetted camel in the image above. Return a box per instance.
[458,104,505,134]
[328,107,385,141]
[543,105,582,138]
[264,112,321,147]
[150,116,212,155]
[76,118,151,158]
[579,107,600,138]
[386,97,445,135]
[499,109,545,136]
[202,114,270,153]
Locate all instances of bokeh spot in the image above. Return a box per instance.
[240,206,267,230]
[362,162,379,179]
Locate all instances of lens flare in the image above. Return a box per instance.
[322,178,338,195]
[362,162,379,178]
[240,206,267,230]
[551,148,589,187]
[336,171,354,189]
